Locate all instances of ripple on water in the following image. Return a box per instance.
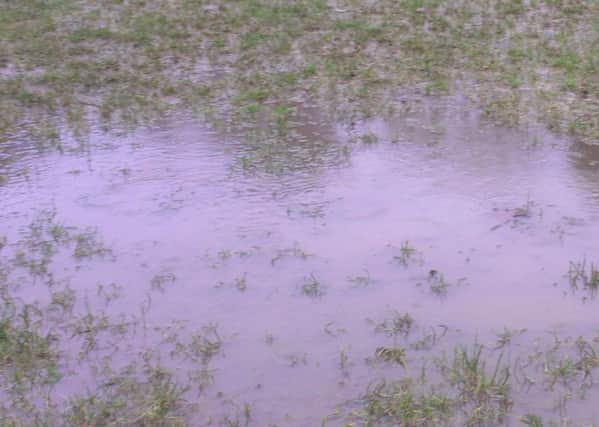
[2,97,599,424]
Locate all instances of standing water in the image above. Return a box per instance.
[2,96,599,425]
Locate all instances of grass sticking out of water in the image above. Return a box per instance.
[347,269,372,287]
[0,311,60,389]
[568,258,599,300]
[0,213,238,425]
[271,243,312,266]
[356,379,452,426]
[374,311,414,337]
[151,271,177,292]
[301,273,325,298]
[521,414,544,427]
[344,337,519,426]
[427,270,450,297]
[393,241,419,267]
[6,212,599,424]
[494,327,527,349]
[447,345,512,425]
[63,365,189,427]
[375,346,408,367]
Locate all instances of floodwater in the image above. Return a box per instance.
[2,96,599,425]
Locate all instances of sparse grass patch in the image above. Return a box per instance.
[63,365,189,426]
[151,271,177,292]
[444,345,512,425]
[393,241,419,267]
[567,258,599,299]
[347,269,372,287]
[374,311,414,338]
[521,414,544,427]
[301,273,325,298]
[2,1,599,425]
[495,327,527,349]
[72,230,110,259]
[427,270,450,297]
[0,0,597,147]
[271,243,312,265]
[374,346,408,367]
[0,313,60,387]
[353,379,452,426]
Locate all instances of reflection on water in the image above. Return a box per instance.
[1,96,599,425]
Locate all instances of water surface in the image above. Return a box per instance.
[2,96,599,425]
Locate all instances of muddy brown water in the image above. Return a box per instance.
[2,96,599,425]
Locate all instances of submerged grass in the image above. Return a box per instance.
[4,214,599,424]
[568,258,599,299]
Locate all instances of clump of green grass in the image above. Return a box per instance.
[301,273,325,298]
[271,243,312,265]
[521,414,544,427]
[0,310,59,388]
[359,132,379,144]
[150,271,177,292]
[210,247,259,268]
[410,325,449,351]
[427,270,450,297]
[347,269,372,287]
[574,336,599,384]
[215,273,248,292]
[345,337,573,426]
[393,241,419,267]
[494,327,527,349]
[273,104,291,125]
[354,379,452,426]
[567,258,599,299]
[374,311,414,337]
[285,352,308,367]
[339,346,350,375]
[234,273,248,292]
[445,345,512,425]
[218,249,233,260]
[182,324,223,365]
[63,365,189,426]
[324,321,346,337]
[11,210,111,276]
[375,346,407,367]
[544,357,577,389]
[512,197,535,219]
[537,334,599,396]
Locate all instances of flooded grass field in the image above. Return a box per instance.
[1,0,599,426]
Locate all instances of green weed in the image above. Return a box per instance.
[301,273,325,298]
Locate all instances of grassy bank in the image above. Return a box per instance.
[0,0,597,151]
